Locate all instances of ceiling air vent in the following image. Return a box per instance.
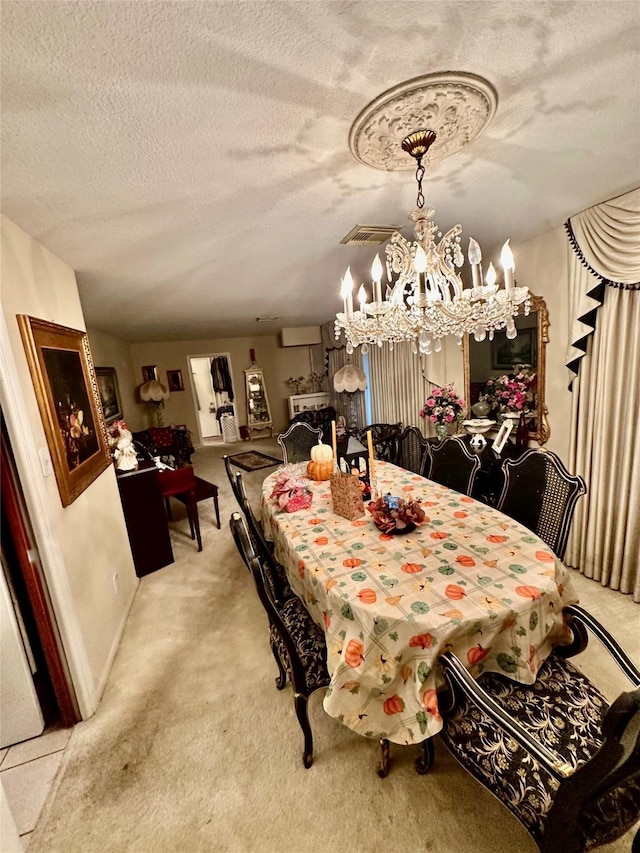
[340,224,401,246]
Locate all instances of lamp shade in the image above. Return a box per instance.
[333,364,367,394]
[140,380,170,402]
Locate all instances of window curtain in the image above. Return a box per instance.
[564,188,640,601]
[367,342,447,436]
[326,346,365,428]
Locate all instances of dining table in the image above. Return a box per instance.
[260,460,578,746]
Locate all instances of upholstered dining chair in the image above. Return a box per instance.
[496,448,587,559]
[437,603,640,853]
[158,465,202,551]
[393,426,430,475]
[427,436,481,496]
[230,512,330,768]
[277,422,322,465]
[356,422,403,463]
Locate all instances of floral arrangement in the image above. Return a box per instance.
[270,470,313,512]
[367,495,426,533]
[419,384,466,426]
[481,367,536,416]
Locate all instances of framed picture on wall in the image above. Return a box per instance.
[166,369,184,392]
[17,315,111,507]
[95,366,123,422]
[142,365,157,382]
[492,329,536,371]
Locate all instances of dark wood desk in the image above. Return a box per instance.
[116,462,174,576]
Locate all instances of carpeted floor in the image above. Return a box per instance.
[29,438,640,853]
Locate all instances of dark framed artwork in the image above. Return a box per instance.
[18,316,111,507]
[491,329,536,371]
[166,369,184,392]
[95,367,123,423]
[142,365,158,382]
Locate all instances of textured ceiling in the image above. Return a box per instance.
[1,1,639,342]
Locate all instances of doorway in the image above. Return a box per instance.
[188,353,236,444]
[0,413,80,746]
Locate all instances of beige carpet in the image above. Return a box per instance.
[30,438,640,853]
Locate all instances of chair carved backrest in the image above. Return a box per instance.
[496,448,586,559]
[428,436,481,496]
[223,455,244,507]
[394,426,430,475]
[277,422,322,465]
[356,422,402,463]
[437,604,640,853]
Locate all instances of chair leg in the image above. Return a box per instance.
[293,692,314,769]
[378,738,390,778]
[188,492,202,551]
[415,738,435,775]
[270,639,287,690]
[213,493,221,529]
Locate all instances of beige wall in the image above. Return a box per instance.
[128,336,312,440]
[88,328,141,429]
[0,215,138,716]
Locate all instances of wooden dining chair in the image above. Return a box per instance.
[496,448,587,559]
[427,436,481,496]
[355,422,403,463]
[394,426,430,475]
[230,512,330,768]
[437,603,640,853]
[277,422,322,465]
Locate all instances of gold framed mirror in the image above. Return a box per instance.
[462,293,550,444]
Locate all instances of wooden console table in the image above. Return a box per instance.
[116,462,174,576]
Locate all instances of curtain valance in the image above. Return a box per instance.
[565,187,640,382]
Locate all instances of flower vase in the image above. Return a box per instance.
[435,423,448,441]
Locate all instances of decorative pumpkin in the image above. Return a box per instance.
[409,632,433,649]
[311,441,333,463]
[467,644,489,665]
[445,583,466,600]
[456,555,476,568]
[422,689,441,719]
[401,562,423,574]
[307,459,334,480]
[357,588,377,604]
[515,584,541,600]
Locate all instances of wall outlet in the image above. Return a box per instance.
[112,572,119,595]
[39,447,53,477]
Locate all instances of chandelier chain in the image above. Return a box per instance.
[415,158,425,210]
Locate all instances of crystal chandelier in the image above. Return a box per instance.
[335,129,530,355]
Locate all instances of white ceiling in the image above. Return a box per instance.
[2,1,639,342]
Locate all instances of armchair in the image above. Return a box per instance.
[132,426,194,468]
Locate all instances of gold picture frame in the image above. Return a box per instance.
[18,315,111,507]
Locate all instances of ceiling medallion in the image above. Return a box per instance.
[349,72,498,171]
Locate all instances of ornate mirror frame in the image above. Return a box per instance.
[462,293,550,444]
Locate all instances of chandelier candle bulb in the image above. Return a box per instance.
[501,240,515,291]
[485,262,497,287]
[358,284,368,308]
[341,268,354,316]
[468,238,483,288]
[367,429,375,478]
[372,255,383,304]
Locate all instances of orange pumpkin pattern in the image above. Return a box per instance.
[345,639,365,668]
[260,457,576,748]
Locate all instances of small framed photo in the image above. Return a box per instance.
[492,419,514,455]
[95,367,123,423]
[142,365,157,383]
[166,369,184,392]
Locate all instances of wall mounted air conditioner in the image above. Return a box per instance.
[280,326,322,347]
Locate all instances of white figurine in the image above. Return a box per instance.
[112,425,138,471]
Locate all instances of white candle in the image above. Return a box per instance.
[367,429,375,478]
[331,420,337,462]
[341,267,355,316]
[372,254,383,303]
[468,237,483,288]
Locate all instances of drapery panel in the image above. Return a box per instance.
[367,342,446,436]
[565,187,640,382]
[566,287,640,601]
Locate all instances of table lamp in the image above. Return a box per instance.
[140,380,170,426]
[333,364,367,432]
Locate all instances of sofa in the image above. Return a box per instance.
[132,426,194,468]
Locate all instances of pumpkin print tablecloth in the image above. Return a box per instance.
[261,460,578,745]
